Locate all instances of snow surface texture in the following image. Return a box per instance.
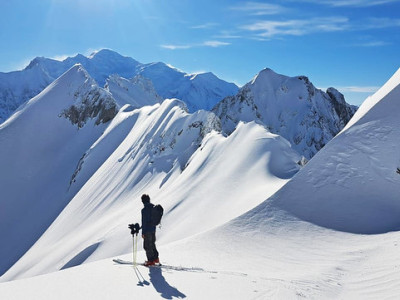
[0,49,238,123]
[0,93,301,280]
[213,68,357,159]
[0,65,118,276]
[0,64,400,299]
[264,67,400,234]
[1,64,398,299]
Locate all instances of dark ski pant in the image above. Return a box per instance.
[143,232,159,261]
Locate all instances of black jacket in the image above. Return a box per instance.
[141,202,156,234]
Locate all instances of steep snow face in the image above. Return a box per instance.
[1,98,301,281]
[262,68,400,234]
[0,65,117,276]
[213,68,356,159]
[136,62,239,112]
[104,74,162,109]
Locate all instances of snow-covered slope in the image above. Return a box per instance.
[2,225,400,299]
[137,62,239,112]
[213,68,357,159]
[104,74,162,109]
[0,95,301,280]
[261,67,400,234]
[0,69,399,299]
[0,64,117,276]
[0,50,238,123]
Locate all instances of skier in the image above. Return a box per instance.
[140,194,160,266]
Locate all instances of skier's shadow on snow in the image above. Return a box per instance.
[149,267,186,299]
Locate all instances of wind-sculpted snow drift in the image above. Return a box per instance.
[1,61,400,299]
[256,68,400,234]
[213,68,357,159]
[0,68,302,280]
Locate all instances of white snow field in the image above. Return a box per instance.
[0,68,400,299]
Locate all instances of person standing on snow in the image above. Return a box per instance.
[141,194,160,266]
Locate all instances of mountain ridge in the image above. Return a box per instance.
[213,67,357,159]
[0,49,238,123]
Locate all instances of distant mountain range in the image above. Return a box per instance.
[0,49,238,123]
[0,49,357,159]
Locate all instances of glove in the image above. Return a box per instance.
[128,223,140,235]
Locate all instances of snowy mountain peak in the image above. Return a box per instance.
[213,68,356,159]
[1,50,238,123]
[56,65,118,128]
[25,57,47,70]
[87,49,140,68]
[55,63,94,88]
[89,49,130,60]
[250,67,285,85]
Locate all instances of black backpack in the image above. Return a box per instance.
[151,204,164,226]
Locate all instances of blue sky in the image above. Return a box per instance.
[1,0,400,106]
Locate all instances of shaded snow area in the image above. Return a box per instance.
[0,66,399,300]
[0,65,115,276]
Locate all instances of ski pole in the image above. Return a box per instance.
[134,234,137,267]
[133,234,138,267]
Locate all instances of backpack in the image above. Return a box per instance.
[151,204,164,226]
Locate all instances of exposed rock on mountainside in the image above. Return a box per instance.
[213,68,357,159]
[60,68,118,128]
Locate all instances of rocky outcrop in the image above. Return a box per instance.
[60,89,117,128]
[59,65,118,128]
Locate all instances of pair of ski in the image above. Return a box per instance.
[113,258,206,272]
[113,258,162,268]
